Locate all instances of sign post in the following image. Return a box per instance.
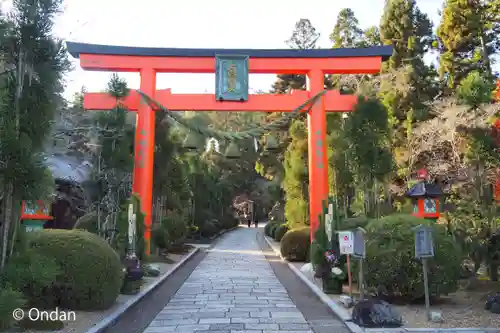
[412,225,435,320]
[352,227,366,300]
[338,230,354,296]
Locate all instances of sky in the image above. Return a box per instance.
[2,0,445,101]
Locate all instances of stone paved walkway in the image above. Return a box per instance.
[142,227,325,333]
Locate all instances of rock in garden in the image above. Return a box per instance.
[352,298,403,328]
[300,263,314,280]
[490,302,500,314]
[485,292,500,313]
[145,264,161,277]
[339,294,353,308]
[428,311,443,323]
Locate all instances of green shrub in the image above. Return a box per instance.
[151,210,189,251]
[362,214,462,300]
[270,223,282,238]
[220,212,239,230]
[0,286,26,331]
[29,229,124,310]
[456,70,495,107]
[274,225,289,242]
[151,223,169,250]
[210,218,223,232]
[280,227,310,262]
[2,249,61,309]
[199,220,219,237]
[165,211,189,247]
[73,211,98,234]
[264,221,280,237]
[340,216,368,230]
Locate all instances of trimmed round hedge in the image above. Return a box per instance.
[73,211,98,234]
[28,229,124,310]
[280,227,310,262]
[264,221,280,237]
[362,214,462,300]
[274,225,289,242]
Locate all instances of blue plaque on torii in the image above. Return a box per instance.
[215,54,249,102]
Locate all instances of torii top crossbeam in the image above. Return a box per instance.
[67,42,391,73]
[66,41,391,254]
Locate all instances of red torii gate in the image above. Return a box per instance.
[66,42,391,254]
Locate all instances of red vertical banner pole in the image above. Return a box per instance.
[307,69,328,242]
[133,68,156,255]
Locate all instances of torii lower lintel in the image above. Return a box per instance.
[84,89,359,112]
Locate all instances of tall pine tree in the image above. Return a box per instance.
[266,18,324,226]
[437,0,499,89]
[379,0,437,186]
[330,8,363,48]
[0,0,70,268]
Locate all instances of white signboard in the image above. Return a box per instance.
[127,204,136,253]
[338,231,354,254]
[325,203,333,242]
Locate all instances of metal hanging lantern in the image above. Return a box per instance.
[206,137,220,153]
[224,141,241,159]
[265,134,279,151]
[183,131,203,150]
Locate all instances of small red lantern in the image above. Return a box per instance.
[405,175,443,221]
[21,200,53,220]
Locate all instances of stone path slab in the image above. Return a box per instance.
[142,227,319,333]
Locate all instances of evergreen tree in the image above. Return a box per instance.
[91,75,134,236]
[330,8,363,48]
[267,18,326,226]
[380,0,433,69]
[0,0,70,268]
[437,0,499,89]
[358,26,382,47]
[271,18,320,94]
[342,99,393,217]
[282,120,309,227]
[257,18,324,186]
[379,0,438,182]
[328,8,366,93]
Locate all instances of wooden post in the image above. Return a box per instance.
[347,254,353,297]
[358,258,364,300]
[422,258,431,318]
